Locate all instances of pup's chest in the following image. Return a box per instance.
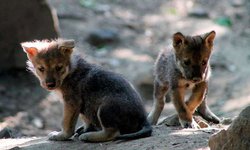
[53,89,64,101]
[178,79,196,90]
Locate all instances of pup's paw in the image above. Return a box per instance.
[179,118,200,129]
[48,131,71,141]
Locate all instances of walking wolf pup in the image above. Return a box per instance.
[21,39,152,142]
[147,31,220,128]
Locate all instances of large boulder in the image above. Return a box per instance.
[209,106,250,150]
[0,0,59,70]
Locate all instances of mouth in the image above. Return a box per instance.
[41,84,58,91]
[191,78,203,83]
[46,86,57,90]
[184,76,203,83]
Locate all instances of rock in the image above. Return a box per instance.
[221,117,234,125]
[194,117,209,128]
[0,127,20,138]
[86,29,119,47]
[188,7,209,18]
[0,0,59,70]
[158,114,180,126]
[32,117,44,129]
[94,4,111,14]
[209,106,250,150]
[0,127,13,138]
[230,0,245,7]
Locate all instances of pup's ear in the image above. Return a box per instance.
[204,30,216,47]
[58,39,75,55]
[173,32,185,53]
[173,32,185,48]
[21,43,38,60]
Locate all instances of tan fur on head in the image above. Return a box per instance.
[21,39,75,91]
[203,31,216,48]
[21,39,75,59]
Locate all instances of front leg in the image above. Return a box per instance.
[48,102,79,141]
[170,87,196,128]
[186,81,207,114]
[186,81,220,124]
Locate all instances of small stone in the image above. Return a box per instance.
[108,59,120,67]
[94,4,111,14]
[188,7,209,18]
[230,0,245,7]
[0,127,13,138]
[32,118,44,129]
[221,117,233,125]
[193,116,210,128]
[158,114,180,126]
[198,120,209,128]
[228,65,237,72]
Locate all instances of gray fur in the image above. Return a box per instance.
[148,31,220,127]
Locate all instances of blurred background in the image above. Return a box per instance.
[0,0,250,138]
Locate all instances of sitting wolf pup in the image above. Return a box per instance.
[21,39,152,142]
[147,31,220,128]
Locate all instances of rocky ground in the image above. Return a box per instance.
[0,0,250,149]
[1,125,219,150]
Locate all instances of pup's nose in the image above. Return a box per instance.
[46,82,56,88]
[192,77,202,82]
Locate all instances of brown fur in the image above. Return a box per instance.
[147,31,220,128]
[21,39,152,142]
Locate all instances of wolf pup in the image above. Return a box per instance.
[21,39,152,142]
[147,31,220,128]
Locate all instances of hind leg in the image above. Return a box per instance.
[79,106,120,142]
[79,128,119,142]
[197,99,220,124]
[75,114,97,136]
[147,80,168,125]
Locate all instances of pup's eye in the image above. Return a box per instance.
[38,67,45,72]
[183,60,191,66]
[201,60,207,66]
[55,66,63,72]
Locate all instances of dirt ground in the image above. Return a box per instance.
[0,0,250,149]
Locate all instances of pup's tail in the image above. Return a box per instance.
[116,121,152,140]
